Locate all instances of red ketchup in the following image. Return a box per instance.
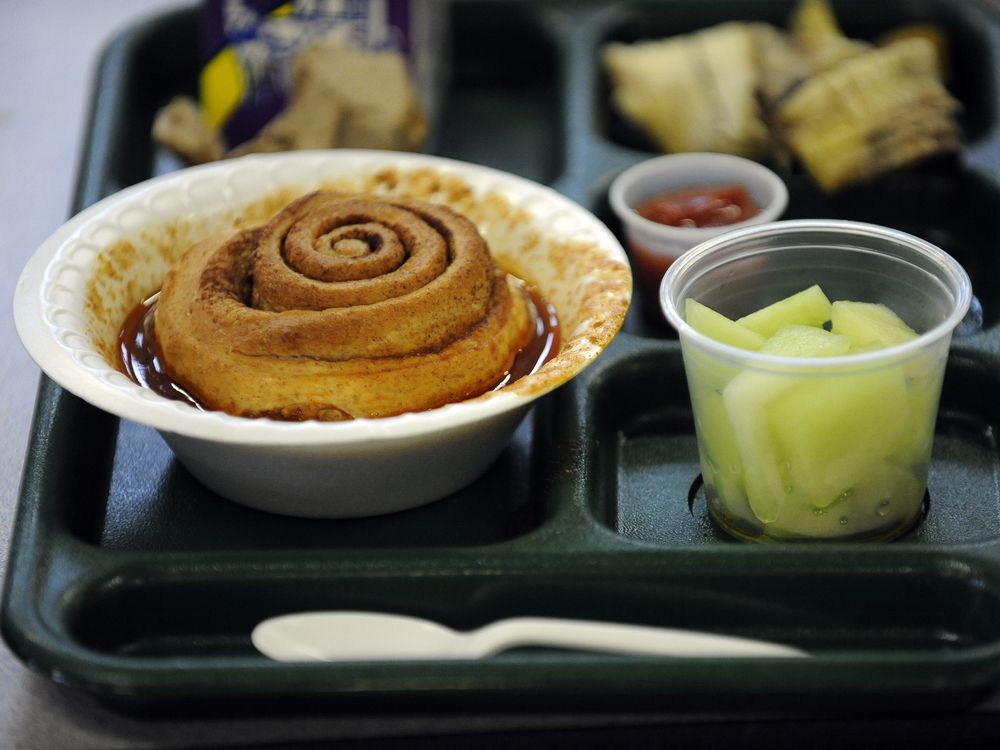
[629,185,759,326]
[636,185,759,228]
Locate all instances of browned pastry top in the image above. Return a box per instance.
[154,191,536,420]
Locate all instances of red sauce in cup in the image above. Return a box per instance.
[636,185,759,228]
[627,185,760,326]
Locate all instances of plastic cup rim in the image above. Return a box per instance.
[608,152,790,244]
[659,218,974,370]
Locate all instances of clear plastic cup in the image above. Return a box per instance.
[660,220,972,542]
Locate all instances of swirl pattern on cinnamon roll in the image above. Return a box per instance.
[154,192,536,420]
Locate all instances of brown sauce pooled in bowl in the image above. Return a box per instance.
[117,284,560,417]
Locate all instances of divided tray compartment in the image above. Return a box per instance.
[573,338,1000,546]
[7,0,1000,712]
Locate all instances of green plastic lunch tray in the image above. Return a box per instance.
[6,0,1000,712]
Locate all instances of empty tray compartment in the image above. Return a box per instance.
[44,551,1000,709]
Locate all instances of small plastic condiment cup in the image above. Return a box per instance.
[609,152,788,321]
[660,219,972,542]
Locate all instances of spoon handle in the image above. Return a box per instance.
[468,617,806,659]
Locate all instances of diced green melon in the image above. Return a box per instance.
[830,300,918,351]
[685,299,766,351]
[761,325,851,357]
[767,462,924,540]
[682,345,742,404]
[682,285,939,538]
[768,366,911,508]
[721,370,794,523]
[691,386,743,486]
[736,285,832,338]
[894,365,944,465]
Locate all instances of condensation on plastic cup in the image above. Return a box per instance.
[659,219,972,542]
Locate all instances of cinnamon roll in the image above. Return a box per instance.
[154,192,536,420]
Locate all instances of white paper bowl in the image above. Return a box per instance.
[14,151,631,518]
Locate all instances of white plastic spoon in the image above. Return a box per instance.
[251,611,808,662]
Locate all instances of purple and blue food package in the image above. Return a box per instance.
[197,0,443,151]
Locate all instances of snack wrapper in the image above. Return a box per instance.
[199,0,441,150]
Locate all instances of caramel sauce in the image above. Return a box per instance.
[491,285,561,391]
[117,292,203,410]
[116,285,560,418]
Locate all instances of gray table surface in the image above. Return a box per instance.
[0,3,183,747]
[5,2,1000,748]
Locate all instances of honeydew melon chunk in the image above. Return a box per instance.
[830,303,937,462]
[722,370,793,523]
[692,386,743,490]
[736,285,833,338]
[761,325,852,357]
[768,365,911,509]
[683,343,745,502]
[717,325,855,522]
[767,462,924,540]
[682,343,742,402]
[685,299,766,351]
[830,300,918,351]
[894,363,944,465]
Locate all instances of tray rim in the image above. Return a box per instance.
[8,0,1000,710]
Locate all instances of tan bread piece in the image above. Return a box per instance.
[603,22,774,157]
[754,24,811,108]
[775,37,960,191]
[151,96,225,164]
[155,193,534,420]
[788,0,871,74]
[232,43,426,155]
